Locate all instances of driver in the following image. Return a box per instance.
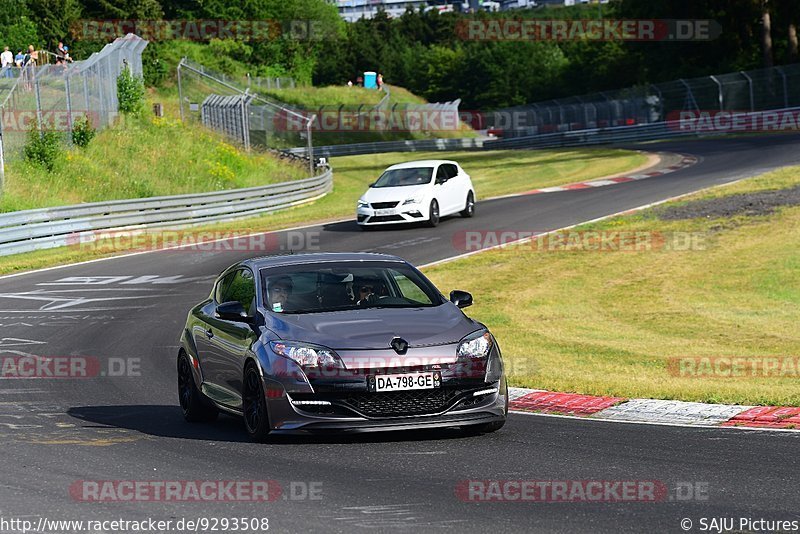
[267,276,293,312]
[356,278,384,306]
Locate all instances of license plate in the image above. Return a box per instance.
[375,208,396,216]
[369,372,441,392]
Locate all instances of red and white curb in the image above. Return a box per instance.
[508,387,800,431]
[520,153,698,196]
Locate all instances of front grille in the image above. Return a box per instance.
[342,389,461,417]
[368,215,405,223]
[370,201,399,209]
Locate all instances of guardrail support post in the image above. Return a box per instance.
[678,79,700,112]
[740,71,755,111]
[306,117,314,174]
[65,74,74,142]
[177,59,185,122]
[709,75,724,111]
[0,107,5,195]
[34,71,43,133]
[775,66,789,108]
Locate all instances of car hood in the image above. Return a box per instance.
[362,185,428,204]
[266,304,477,350]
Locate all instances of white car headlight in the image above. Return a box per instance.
[402,194,423,205]
[270,341,342,368]
[457,329,493,359]
[357,199,370,209]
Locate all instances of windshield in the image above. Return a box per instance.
[260,261,443,314]
[372,167,433,188]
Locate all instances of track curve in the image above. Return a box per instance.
[2,134,800,533]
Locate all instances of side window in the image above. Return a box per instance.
[214,272,234,303]
[445,164,459,179]
[436,165,449,182]
[391,271,434,304]
[220,269,256,315]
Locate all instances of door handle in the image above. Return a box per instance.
[205,328,214,339]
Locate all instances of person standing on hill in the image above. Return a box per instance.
[1,47,13,77]
[377,73,383,90]
[27,45,38,66]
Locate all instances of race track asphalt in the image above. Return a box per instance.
[1,134,799,533]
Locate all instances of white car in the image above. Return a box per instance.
[356,160,476,228]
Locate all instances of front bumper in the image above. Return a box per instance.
[356,203,427,225]
[266,378,508,434]
[259,338,507,433]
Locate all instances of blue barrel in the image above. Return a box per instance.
[363,71,377,89]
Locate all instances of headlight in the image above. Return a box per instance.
[357,199,369,209]
[457,329,493,359]
[270,341,343,368]
[402,195,423,205]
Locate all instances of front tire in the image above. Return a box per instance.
[427,199,440,227]
[242,363,271,442]
[460,192,475,218]
[177,352,218,422]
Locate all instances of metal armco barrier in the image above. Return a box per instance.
[286,106,800,157]
[285,137,486,158]
[0,167,332,257]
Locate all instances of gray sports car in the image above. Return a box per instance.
[178,252,507,440]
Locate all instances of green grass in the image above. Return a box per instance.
[259,84,475,144]
[261,84,428,108]
[423,165,800,407]
[0,146,647,274]
[0,112,308,213]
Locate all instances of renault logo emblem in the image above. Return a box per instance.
[390,337,408,355]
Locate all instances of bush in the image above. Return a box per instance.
[117,63,146,115]
[23,121,62,171]
[71,115,95,148]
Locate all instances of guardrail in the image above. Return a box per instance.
[286,137,486,158]
[0,166,332,257]
[287,106,800,158]
[490,122,680,150]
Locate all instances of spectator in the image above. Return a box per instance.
[27,45,38,66]
[1,46,12,77]
[377,73,383,90]
[356,75,363,86]
[347,80,353,87]
[14,49,25,67]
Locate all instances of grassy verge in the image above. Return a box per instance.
[0,147,647,274]
[261,84,476,144]
[423,165,800,407]
[0,113,308,213]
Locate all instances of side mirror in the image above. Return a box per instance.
[449,290,473,309]
[215,301,253,323]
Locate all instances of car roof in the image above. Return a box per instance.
[240,252,408,271]
[385,160,456,170]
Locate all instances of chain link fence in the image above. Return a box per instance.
[0,34,148,191]
[489,63,800,136]
[177,58,314,171]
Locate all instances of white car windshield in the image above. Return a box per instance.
[372,167,433,188]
